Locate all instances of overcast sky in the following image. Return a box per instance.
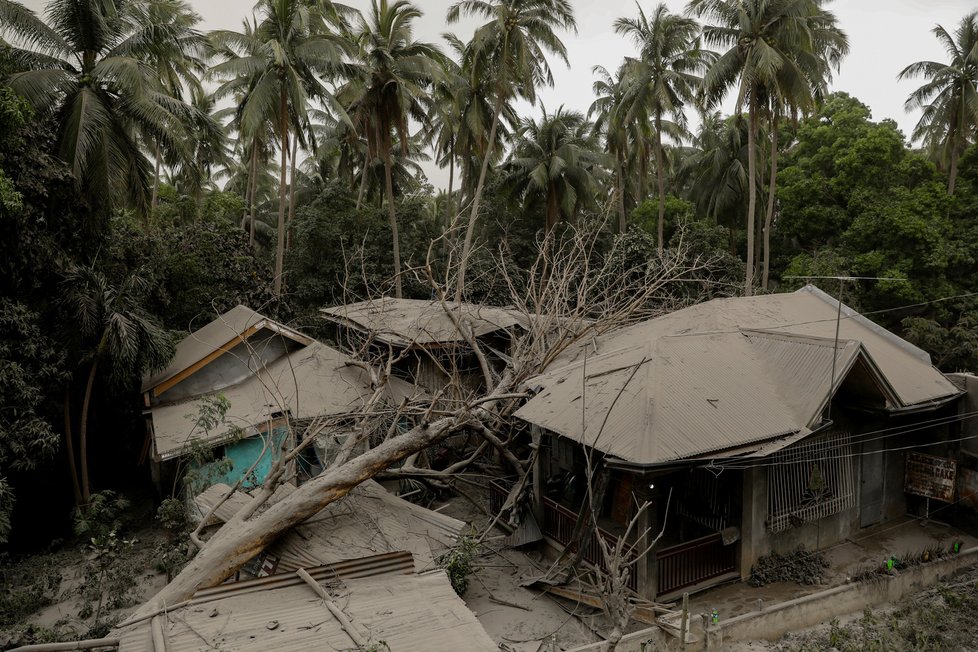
[20,0,978,187]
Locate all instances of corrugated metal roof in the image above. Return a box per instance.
[550,286,957,406]
[194,480,465,574]
[149,341,417,460]
[516,286,961,465]
[321,297,527,347]
[142,305,311,393]
[114,569,496,652]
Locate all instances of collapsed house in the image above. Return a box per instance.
[141,305,413,492]
[509,285,964,601]
[321,297,527,396]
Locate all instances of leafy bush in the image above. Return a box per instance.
[438,535,478,596]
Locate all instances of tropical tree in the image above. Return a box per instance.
[448,0,577,301]
[589,64,633,233]
[688,0,847,295]
[899,11,978,196]
[135,0,211,211]
[758,5,847,289]
[502,105,605,232]
[209,0,349,297]
[62,266,173,506]
[679,111,751,255]
[614,3,709,254]
[0,0,201,217]
[343,0,444,298]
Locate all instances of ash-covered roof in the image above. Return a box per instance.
[113,567,497,652]
[321,297,528,348]
[194,480,466,574]
[515,285,961,466]
[142,305,311,394]
[149,341,416,461]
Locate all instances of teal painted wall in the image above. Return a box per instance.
[194,427,288,490]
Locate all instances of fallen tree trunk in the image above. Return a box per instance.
[134,412,467,617]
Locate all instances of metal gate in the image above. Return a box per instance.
[656,532,737,596]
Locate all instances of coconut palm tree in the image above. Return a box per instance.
[134,0,211,211]
[0,0,201,217]
[589,64,633,233]
[899,12,978,196]
[758,7,847,289]
[502,106,605,232]
[62,266,173,506]
[687,0,845,295]
[209,0,350,297]
[614,3,709,254]
[341,0,444,298]
[679,111,752,255]
[448,0,577,301]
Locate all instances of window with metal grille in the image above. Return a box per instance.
[767,432,856,532]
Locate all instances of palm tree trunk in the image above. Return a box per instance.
[384,151,403,299]
[356,155,369,210]
[948,129,959,195]
[151,142,161,217]
[745,104,758,297]
[64,388,82,507]
[654,114,666,256]
[616,155,627,234]
[444,150,455,255]
[273,86,288,298]
[762,114,779,291]
[79,353,101,506]
[287,135,298,251]
[546,185,559,233]
[247,142,259,246]
[456,92,504,303]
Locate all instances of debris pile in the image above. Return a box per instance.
[748,547,828,587]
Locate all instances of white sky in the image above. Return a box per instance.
[20,0,978,187]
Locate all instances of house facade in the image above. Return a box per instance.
[141,305,411,493]
[512,286,964,601]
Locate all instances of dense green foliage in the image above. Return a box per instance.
[0,0,976,553]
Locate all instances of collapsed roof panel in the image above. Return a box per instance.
[321,297,528,348]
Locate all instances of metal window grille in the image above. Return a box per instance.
[767,432,856,532]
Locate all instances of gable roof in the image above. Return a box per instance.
[142,305,312,395]
[320,297,527,348]
[112,568,497,652]
[149,341,416,460]
[515,286,961,466]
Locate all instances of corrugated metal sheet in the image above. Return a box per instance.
[194,480,465,574]
[149,341,417,460]
[142,305,311,393]
[743,330,866,421]
[516,286,961,466]
[192,551,416,601]
[114,569,496,652]
[267,480,464,574]
[550,286,957,407]
[321,297,527,347]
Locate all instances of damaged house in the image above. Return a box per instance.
[510,285,963,601]
[141,305,413,493]
[320,297,527,397]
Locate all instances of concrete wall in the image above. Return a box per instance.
[566,546,978,652]
[949,373,978,457]
[708,545,978,649]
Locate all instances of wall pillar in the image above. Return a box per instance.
[635,479,658,601]
[739,466,767,579]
